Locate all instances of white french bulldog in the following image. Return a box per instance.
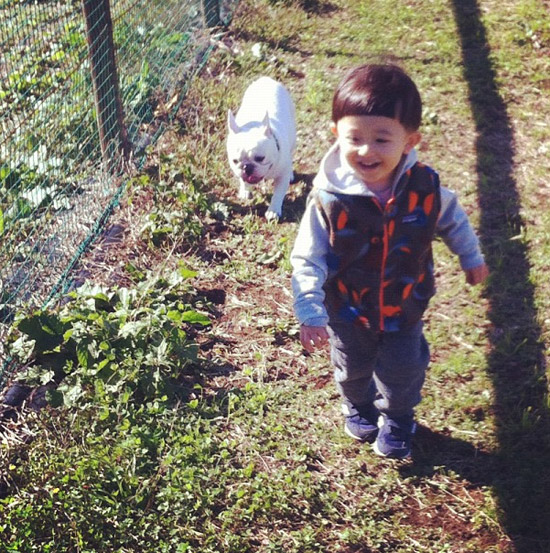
[227,76,296,220]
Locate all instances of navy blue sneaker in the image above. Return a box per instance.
[343,403,380,443]
[373,413,416,459]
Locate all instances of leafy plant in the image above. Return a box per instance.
[7,265,210,410]
[139,159,213,249]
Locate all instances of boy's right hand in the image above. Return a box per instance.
[464,262,490,285]
[300,325,329,353]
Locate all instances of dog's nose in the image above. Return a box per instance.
[244,163,255,176]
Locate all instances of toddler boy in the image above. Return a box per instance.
[291,64,489,459]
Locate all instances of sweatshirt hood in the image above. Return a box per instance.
[313,142,418,197]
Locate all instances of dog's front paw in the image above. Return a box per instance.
[238,181,252,201]
[265,209,281,222]
[239,189,252,201]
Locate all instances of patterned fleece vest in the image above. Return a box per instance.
[313,162,441,332]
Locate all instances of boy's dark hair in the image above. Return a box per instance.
[332,64,422,131]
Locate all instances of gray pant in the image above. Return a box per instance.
[327,319,430,418]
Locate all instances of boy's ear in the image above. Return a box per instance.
[330,122,338,136]
[404,131,421,153]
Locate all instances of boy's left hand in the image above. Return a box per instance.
[465,263,489,285]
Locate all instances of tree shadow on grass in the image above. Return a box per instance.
[442,1,550,551]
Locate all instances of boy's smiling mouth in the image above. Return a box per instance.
[358,160,381,170]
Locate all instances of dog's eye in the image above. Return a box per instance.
[254,156,265,163]
[232,159,239,164]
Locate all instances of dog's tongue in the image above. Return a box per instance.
[244,174,262,184]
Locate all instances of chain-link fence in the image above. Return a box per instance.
[0,0,238,383]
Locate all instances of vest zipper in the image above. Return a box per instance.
[373,197,393,332]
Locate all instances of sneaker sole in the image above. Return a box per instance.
[344,424,378,443]
[372,440,411,459]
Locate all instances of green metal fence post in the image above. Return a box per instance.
[81,0,129,173]
[202,0,221,27]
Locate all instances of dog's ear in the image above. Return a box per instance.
[227,110,240,133]
[262,112,273,137]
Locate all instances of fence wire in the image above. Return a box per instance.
[0,0,238,384]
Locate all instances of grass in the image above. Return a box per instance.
[1,0,550,551]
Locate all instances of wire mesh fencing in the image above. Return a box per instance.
[0,0,238,384]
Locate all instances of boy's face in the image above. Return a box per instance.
[333,115,421,191]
